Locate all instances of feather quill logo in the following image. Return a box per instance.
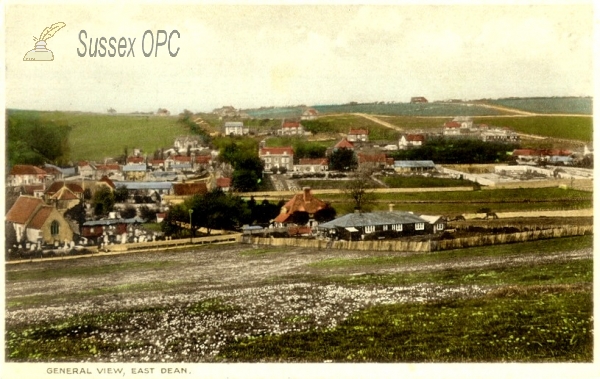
[24,22,66,61]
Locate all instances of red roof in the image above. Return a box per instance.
[513,149,539,156]
[303,109,318,115]
[43,166,62,175]
[195,155,212,164]
[45,181,84,195]
[127,157,145,164]
[22,185,45,196]
[349,129,368,135]
[173,155,191,162]
[96,164,120,171]
[334,138,354,149]
[216,177,231,188]
[444,121,461,128]
[149,159,165,165]
[298,158,328,165]
[6,196,45,224]
[173,182,208,196]
[9,165,48,176]
[282,121,302,129]
[406,134,425,142]
[287,226,312,235]
[358,153,387,164]
[259,147,294,156]
[28,206,54,229]
[51,186,79,201]
[99,176,116,189]
[274,188,327,224]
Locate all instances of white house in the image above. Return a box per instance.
[259,147,294,172]
[224,122,249,136]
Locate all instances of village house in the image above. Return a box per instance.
[78,161,97,178]
[357,153,392,171]
[331,138,355,152]
[399,134,425,149]
[95,163,121,179]
[294,158,329,173]
[347,129,369,142]
[410,97,428,103]
[301,108,319,120]
[44,181,84,214]
[259,146,294,172]
[148,159,165,171]
[216,177,232,192]
[224,121,249,136]
[273,187,329,229]
[6,196,75,247]
[81,216,147,245]
[43,164,64,181]
[174,135,202,152]
[279,120,304,136]
[122,163,147,181]
[318,207,445,241]
[8,164,51,187]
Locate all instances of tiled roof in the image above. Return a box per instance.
[282,121,302,129]
[349,129,369,135]
[173,155,191,162]
[259,147,294,156]
[319,211,427,229]
[9,165,48,176]
[96,164,121,171]
[216,177,231,188]
[45,181,84,195]
[334,138,354,149]
[275,188,327,224]
[406,134,425,142]
[51,186,79,201]
[195,155,212,163]
[394,160,436,168]
[28,206,54,229]
[358,153,387,164]
[99,176,116,189]
[298,158,328,165]
[6,196,45,224]
[127,157,145,164]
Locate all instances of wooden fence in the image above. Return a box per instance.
[246,225,592,253]
[103,233,242,253]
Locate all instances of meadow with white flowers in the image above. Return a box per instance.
[5,235,592,362]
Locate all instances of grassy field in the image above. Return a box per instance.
[18,110,191,162]
[381,176,473,188]
[318,187,592,215]
[312,102,511,116]
[5,235,592,363]
[484,97,592,115]
[473,116,592,142]
[302,115,401,140]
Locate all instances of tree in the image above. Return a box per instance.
[343,167,376,212]
[232,169,260,192]
[121,205,137,219]
[290,211,309,226]
[114,186,129,203]
[139,205,156,222]
[161,204,186,237]
[329,148,357,172]
[314,204,337,223]
[91,187,115,216]
[185,189,251,235]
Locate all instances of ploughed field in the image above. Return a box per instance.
[5,236,593,363]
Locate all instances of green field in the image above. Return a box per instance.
[302,115,400,140]
[485,97,592,115]
[319,187,592,215]
[474,116,592,142]
[313,102,511,116]
[9,110,192,162]
[5,236,592,363]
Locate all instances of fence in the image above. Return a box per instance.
[102,233,242,253]
[246,225,592,253]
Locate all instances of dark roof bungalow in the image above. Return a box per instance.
[318,210,444,241]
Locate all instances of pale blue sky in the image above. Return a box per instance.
[4,1,594,114]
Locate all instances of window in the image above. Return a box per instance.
[364,225,375,233]
[383,225,388,231]
[50,220,60,236]
[436,223,444,231]
[392,224,403,231]
[415,223,425,231]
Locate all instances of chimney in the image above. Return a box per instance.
[303,187,311,202]
[388,203,394,212]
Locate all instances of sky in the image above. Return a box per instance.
[3,1,595,114]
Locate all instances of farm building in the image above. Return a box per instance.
[318,209,445,241]
[279,120,304,136]
[347,129,369,142]
[8,164,51,187]
[224,121,248,136]
[394,160,436,173]
[301,108,319,120]
[410,97,428,103]
[399,134,425,149]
